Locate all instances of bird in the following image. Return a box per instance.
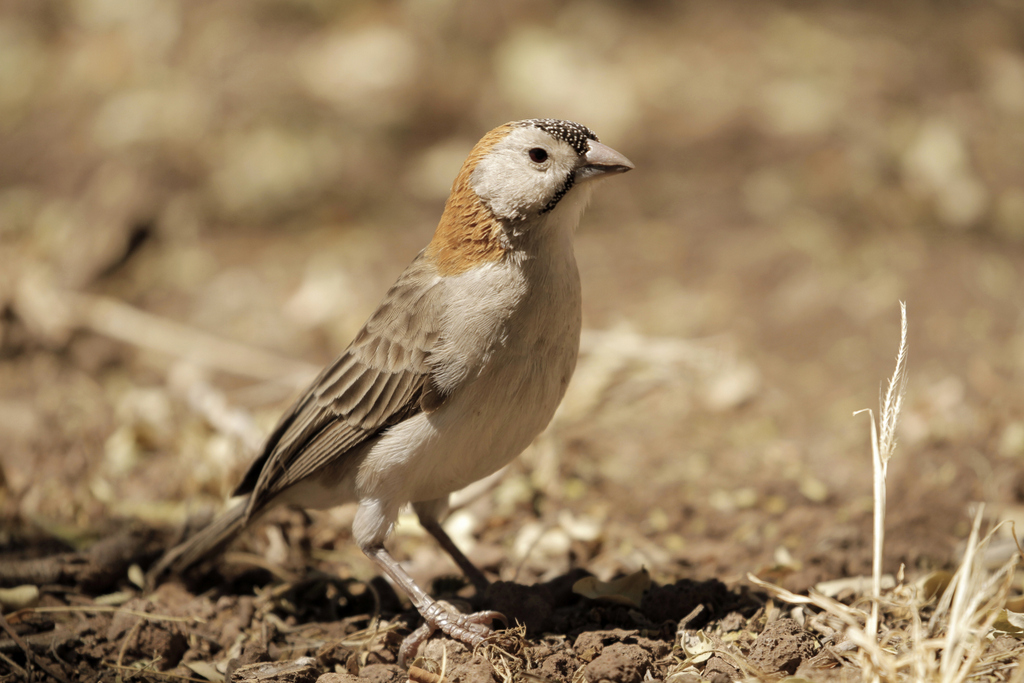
[150,118,634,662]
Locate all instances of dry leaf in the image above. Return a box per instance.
[0,585,39,611]
[679,630,715,664]
[993,609,1024,637]
[572,568,651,607]
[917,570,954,602]
[184,661,225,682]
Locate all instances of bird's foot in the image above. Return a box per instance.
[398,600,506,666]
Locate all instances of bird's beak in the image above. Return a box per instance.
[575,141,635,183]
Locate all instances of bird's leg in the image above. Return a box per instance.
[362,545,505,664]
[415,513,491,594]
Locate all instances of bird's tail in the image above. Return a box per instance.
[148,499,250,584]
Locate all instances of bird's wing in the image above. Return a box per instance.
[234,252,446,515]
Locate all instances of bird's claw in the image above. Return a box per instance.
[398,601,507,666]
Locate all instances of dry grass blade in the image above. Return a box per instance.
[747,573,869,630]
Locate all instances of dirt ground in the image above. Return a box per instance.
[2,1,1024,681]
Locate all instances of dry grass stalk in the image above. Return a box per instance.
[854,302,908,639]
[934,510,1018,683]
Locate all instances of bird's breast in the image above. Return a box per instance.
[356,245,582,504]
[429,245,581,393]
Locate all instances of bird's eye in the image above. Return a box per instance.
[529,148,548,163]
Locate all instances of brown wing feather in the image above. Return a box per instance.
[236,252,446,517]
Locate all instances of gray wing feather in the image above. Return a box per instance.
[266,419,370,489]
[239,252,444,516]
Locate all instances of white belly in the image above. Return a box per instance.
[368,350,574,503]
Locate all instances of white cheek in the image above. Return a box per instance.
[471,149,573,220]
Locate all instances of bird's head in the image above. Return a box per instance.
[427,119,633,275]
[468,119,633,221]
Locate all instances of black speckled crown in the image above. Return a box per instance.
[521,119,599,156]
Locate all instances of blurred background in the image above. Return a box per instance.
[1,0,1023,592]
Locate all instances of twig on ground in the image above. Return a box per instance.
[0,609,71,683]
[116,619,144,673]
[168,363,266,452]
[105,662,208,682]
[67,290,318,383]
[16,605,204,624]
[678,604,706,632]
[0,648,28,680]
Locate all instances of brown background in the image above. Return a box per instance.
[2,0,1024,596]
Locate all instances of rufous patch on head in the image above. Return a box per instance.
[425,124,512,276]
